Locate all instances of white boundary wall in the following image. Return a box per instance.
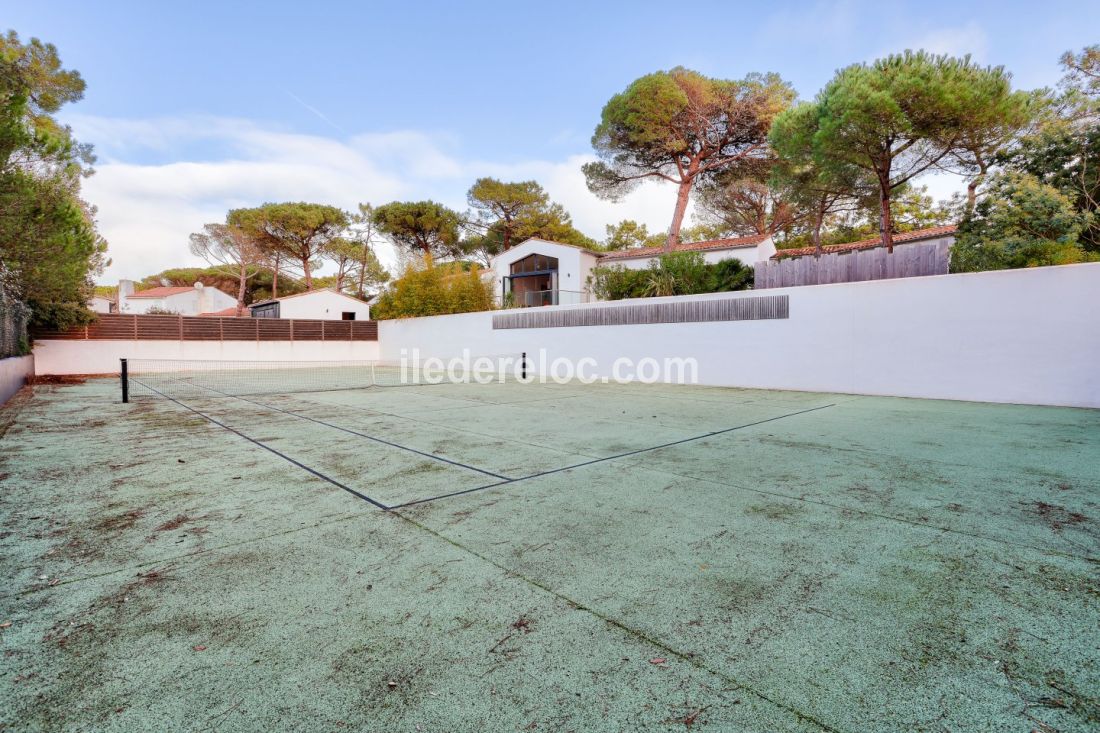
[379,263,1100,408]
[32,340,380,376]
[0,355,33,406]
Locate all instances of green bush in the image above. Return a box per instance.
[371,257,494,319]
[951,172,1097,272]
[589,252,753,300]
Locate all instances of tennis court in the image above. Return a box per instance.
[1,363,1098,731]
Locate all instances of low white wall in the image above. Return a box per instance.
[379,263,1100,408]
[0,355,34,406]
[32,340,381,376]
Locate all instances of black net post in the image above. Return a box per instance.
[521,352,527,381]
[120,358,129,403]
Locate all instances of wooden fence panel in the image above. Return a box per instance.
[756,240,949,289]
[493,294,789,330]
[31,314,379,342]
[289,320,323,340]
[350,321,377,341]
[180,317,221,340]
[256,319,293,341]
[322,321,351,340]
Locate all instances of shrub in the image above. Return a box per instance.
[951,172,1097,272]
[589,253,754,300]
[371,257,494,319]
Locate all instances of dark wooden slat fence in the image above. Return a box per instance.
[33,314,378,341]
[754,239,950,289]
[493,294,788,329]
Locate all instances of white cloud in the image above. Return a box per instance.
[895,21,990,62]
[71,114,686,282]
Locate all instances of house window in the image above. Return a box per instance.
[510,254,558,275]
[341,312,356,321]
[251,303,280,319]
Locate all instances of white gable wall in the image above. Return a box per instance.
[489,239,600,303]
[274,290,371,320]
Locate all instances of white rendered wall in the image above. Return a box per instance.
[275,291,371,320]
[489,240,597,301]
[33,340,381,376]
[0,355,33,406]
[379,263,1100,408]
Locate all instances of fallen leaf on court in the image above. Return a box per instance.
[193,645,207,651]
[649,658,667,666]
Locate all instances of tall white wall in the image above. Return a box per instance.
[379,263,1100,408]
[0,355,33,406]
[33,340,380,376]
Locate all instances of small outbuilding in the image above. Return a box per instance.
[248,289,372,321]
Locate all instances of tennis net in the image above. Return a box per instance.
[122,354,528,402]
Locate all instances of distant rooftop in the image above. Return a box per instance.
[773,225,957,260]
[599,234,770,261]
[126,286,197,299]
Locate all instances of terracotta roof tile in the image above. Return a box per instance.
[772,225,957,260]
[198,307,245,317]
[599,234,769,261]
[249,288,371,308]
[126,286,196,299]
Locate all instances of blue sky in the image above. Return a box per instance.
[10,1,1100,280]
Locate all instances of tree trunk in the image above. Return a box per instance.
[966,160,988,215]
[272,254,280,299]
[665,178,694,252]
[879,186,894,254]
[236,262,247,317]
[357,250,367,299]
[812,204,825,257]
[302,257,313,290]
[502,222,512,252]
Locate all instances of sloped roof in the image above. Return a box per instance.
[599,234,769,261]
[249,288,370,309]
[127,286,196,299]
[198,307,244,317]
[772,225,957,260]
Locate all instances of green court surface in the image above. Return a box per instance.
[1,378,1098,732]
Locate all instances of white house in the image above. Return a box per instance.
[88,295,115,314]
[248,289,372,320]
[488,238,600,307]
[487,235,776,307]
[118,280,237,316]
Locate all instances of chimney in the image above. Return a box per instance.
[118,280,135,312]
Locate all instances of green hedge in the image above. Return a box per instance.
[589,252,753,300]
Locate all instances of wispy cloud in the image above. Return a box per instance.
[285,90,348,135]
[898,21,990,62]
[71,115,684,281]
